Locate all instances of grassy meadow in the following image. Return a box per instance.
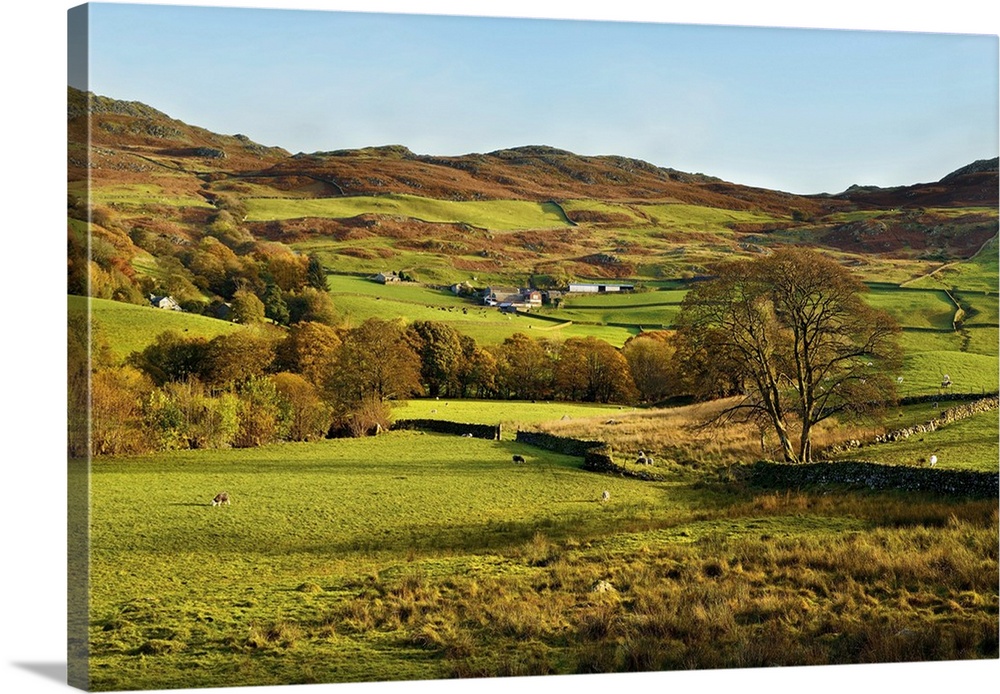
[86,428,999,691]
[826,408,1000,471]
[70,295,240,361]
[245,194,575,230]
[76,182,998,690]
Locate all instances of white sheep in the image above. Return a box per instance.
[601,490,610,503]
[929,455,938,467]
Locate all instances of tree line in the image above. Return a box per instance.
[69,314,681,457]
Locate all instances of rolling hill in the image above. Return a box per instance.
[68,86,998,371]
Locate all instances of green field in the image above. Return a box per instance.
[397,399,631,426]
[323,275,638,346]
[907,235,999,294]
[86,433,668,689]
[246,194,575,231]
[562,289,688,308]
[69,295,240,361]
[897,350,999,396]
[536,304,680,329]
[828,408,999,471]
[637,203,786,231]
[865,287,957,330]
[85,427,999,690]
[74,182,214,209]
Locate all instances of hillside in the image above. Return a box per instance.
[67,86,998,323]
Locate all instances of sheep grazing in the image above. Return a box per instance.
[929,455,938,467]
[212,492,230,506]
[601,490,610,503]
[512,455,525,464]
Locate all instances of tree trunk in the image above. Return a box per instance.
[770,415,798,462]
[799,419,813,463]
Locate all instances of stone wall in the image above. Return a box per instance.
[743,460,997,498]
[822,395,998,456]
[513,430,605,457]
[391,419,500,440]
[515,431,662,480]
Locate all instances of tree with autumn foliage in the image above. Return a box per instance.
[554,336,638,403]
[406,320,465,398]
[322,318,422,435]
[622,331,678,403]
[675,248,901,463]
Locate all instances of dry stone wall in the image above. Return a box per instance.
[744,460,998,498]
[391,419,500,440]
[822,395,998,456]
[514,431,662,480]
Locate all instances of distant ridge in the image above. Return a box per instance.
[941,157,999,181]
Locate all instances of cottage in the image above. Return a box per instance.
[149,294,182,311]
[520,289,543,308]
[374,271,402,284]
[483,287,542,312]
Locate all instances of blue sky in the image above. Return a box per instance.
[72,2,997,194]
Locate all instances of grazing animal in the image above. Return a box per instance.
[929,455,938,467]
[212,492,230,506]
[512,455,525,464]
[601,490,611,503]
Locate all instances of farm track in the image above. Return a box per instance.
[900,231,999,288]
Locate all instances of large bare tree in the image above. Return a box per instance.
[676,248,902,462]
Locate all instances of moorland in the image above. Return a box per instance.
[67,86,999,690]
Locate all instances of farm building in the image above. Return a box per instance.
[567,282,635,293]
[450,281,477,296]
[482,287,542,311]
[149,294,182,311]
[374,271,402,284]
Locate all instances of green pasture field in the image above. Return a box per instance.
[245,194,575,231]
[535,304,679,329]
[85,433,672,689]
[907,235,999,294]
[897,329,966,355]
[637,203,786,231]
[299,242,463,285]
[324,279,638,346]
[85,429,999,690]
[559,199,650,225]
[826,408,999,471]
[324,274,469,306]
[76,182,214,210]
[964,327,999,357]
[396,399,631,427]
[897,350,999,397]
[70,295,239,362]
[864,287,957,330]
[956,291,1000,326]
[561,289,688,308]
